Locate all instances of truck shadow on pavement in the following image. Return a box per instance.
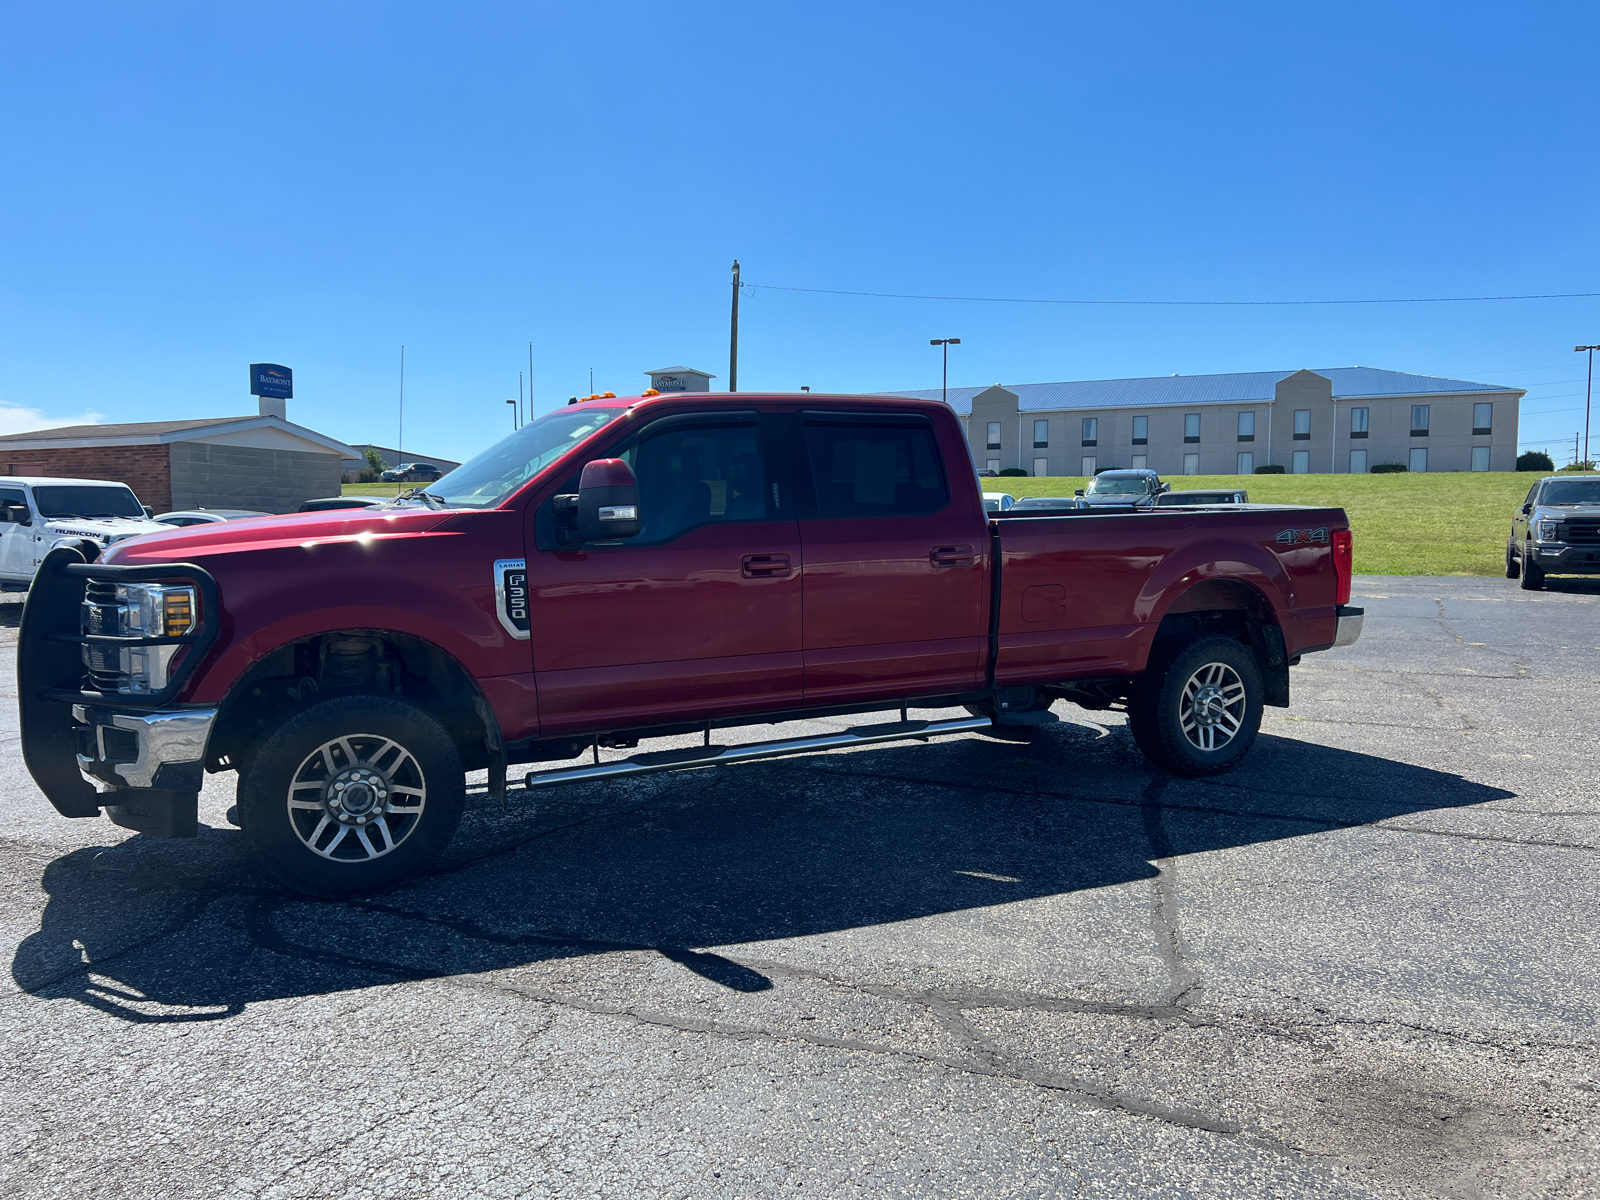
[12,724,1514,1022]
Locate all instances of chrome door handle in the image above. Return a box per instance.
[742,553,792,578]
[930,544,974,567]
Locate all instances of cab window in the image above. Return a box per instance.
[800,419,948,519]
[620,423,768,543]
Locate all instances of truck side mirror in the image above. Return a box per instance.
[1,503,28,526]
[1074,489,1085,497]
[576,458,642,541]
[1521,503,1532,514]
[143,506,155,519]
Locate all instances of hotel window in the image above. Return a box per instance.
[1410,447,1428,472]
[1471,446,1491,472]
[1292,450,1310,474]
[1350,407,1369,439]
[1081,456,1097,476]
[1473,403,1493,436]
[1183,413,1200,443]
[986,421,1001,450]
[1293,410,1311,440]
[1033,419,1049,448]
[1237,451,1255,474]
[1349,448,1368,474]
[1081,417,1098,446]
[1182,453,1199,475]
[1132,415,1148,445]
[1033,457,1049,477]
[1131,454,1148,469]
[1411,405,1429,436]
[1237,411,1255,442]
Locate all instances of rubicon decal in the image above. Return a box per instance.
[1275,527,1329,546]
[493,559,530,639]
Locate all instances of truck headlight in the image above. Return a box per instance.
[81,583,197,694]
[1536,519,1561,542]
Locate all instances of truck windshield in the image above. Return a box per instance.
[32,485,145,519]
[1085,477,1150,495]
[424,405,628,508]
[1540,479,1600,505]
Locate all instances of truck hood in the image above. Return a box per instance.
[46,516,171,544]
[100,504,459,565]
[1535,504,1600,520]
[1080,494,1154,506]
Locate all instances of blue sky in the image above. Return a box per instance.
[2,1,1598,464]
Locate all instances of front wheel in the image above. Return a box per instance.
[239,694,466,894]
[1519,542,1545,591]
[1128,636,1264,777]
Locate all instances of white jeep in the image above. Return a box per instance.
[0,477,170,591]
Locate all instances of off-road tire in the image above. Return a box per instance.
[1519,542,1545,591]
[1505,542,1520,580]
[1128,636,1263,777]
[239,693,465,895]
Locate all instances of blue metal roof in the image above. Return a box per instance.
[881,367,1523,415]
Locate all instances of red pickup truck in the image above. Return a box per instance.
[20,393,1361,893]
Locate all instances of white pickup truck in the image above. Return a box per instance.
[0,477,169,591]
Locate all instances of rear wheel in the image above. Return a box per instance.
[1128,636,1263,777]
[1519,542,1545,591]
[239,693,465,894]
[1505,542,1520,580]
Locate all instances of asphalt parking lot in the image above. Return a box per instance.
[1,575,1596,1200]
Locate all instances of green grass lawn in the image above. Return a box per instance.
[345,472,1538,576]
[993,472,1534,576]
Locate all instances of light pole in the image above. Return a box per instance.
[929,338,961,407]
[506,398,518,429]
[1576,345,1599,467]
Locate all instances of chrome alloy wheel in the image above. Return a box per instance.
[286,734,427,862]
[1178,661,1247,752]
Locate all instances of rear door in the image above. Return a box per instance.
[527,408,803,735]
[790,409,988,704]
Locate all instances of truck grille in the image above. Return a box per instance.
[1563,519,1600,546]
[81,581,129,692]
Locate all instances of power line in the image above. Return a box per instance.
[746,282,1600,308]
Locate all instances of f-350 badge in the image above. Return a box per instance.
[1275,527,1328,546]
[493,559,530,639]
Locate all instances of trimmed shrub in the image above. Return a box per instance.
[1370,462,1408,474]
[1253,464,1286,474]
[997,467,1028,477]
[1517,451,1555,472]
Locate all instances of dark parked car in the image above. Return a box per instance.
[153,508,270,527]
[1075,468,1168,507]
[298,497,386,513]
[380,463,444,483]
[1507,474,1600,590]
[1157,489,1249,506]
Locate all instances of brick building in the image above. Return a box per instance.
[0,399,358,513]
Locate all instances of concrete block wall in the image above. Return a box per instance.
[169,442,343,514]
[0,445,173,510]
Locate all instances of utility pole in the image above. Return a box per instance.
[528,341,534,421]
[398,345,405,466]
[1576,345,1599,466]
[730,260,740,393]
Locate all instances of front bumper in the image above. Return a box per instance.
[73,704,218,792]
[1333,605,1364,648]
[1532,543,1600,572]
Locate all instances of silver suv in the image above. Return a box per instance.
[1507,474,1600,590]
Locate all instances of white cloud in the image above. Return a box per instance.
[0,403,103,437]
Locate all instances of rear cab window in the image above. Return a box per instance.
[794,413,949,519]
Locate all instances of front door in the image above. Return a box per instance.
[790,411,989,704]
[527,409,803,736]
[0,486,33,580]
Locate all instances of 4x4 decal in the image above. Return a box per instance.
[1275,527,1329,546]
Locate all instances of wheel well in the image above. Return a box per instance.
[1151,580,1289,707]
[207,630,500,774]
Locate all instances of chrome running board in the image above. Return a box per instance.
[523,714,993,791]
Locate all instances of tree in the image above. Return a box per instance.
[1516,451,1554,472]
